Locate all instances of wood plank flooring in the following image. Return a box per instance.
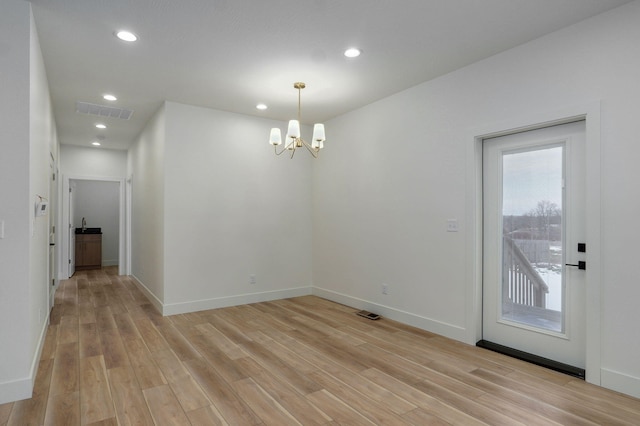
[2,266,640,425]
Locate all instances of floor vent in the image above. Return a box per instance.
[356,310,381,320]
[76,101,133,120]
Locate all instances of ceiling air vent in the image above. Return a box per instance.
[75,101,133,120]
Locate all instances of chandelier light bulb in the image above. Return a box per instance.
[287,120,301,139]
[312,124,325,142]
[269,128,282,145]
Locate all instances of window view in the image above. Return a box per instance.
[501,145,564,333]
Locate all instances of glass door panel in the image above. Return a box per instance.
[501,145,564,333]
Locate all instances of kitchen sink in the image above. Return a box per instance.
[75,227,102,234]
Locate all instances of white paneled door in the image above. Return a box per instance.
[68,183,75,278]
[482,121,586,369]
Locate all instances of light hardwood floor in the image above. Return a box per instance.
[2,267,639,425]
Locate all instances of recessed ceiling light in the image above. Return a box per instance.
[103,94,117,101]
[344,48,361,58]
[256,103,268,110]
[95,123,106,129]
[92,141,101,146]
[116,30,138,42]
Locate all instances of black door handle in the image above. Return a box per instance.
[566,261,586,270]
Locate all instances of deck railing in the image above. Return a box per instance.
[503,235,549,308]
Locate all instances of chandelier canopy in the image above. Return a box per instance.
[269,82,325,158]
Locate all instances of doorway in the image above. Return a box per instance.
[62,175,127,278]
[482,121,586,372]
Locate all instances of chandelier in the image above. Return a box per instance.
[269,82,325,158]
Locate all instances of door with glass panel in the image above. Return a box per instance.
[482,121,586,369]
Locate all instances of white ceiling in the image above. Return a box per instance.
[30,0,632,151]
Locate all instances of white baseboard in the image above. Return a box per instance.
[601,368,640,399]
[0,377,31,405]
[128,274,313,317]
[312,287,467,342]
[129,274,164,314]
[162,286,313,316]
[102,259,119,266]
[0,309,49,404]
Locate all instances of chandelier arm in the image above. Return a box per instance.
[273,145,288,156]
[300,138,319,158]
[274,138,298,155]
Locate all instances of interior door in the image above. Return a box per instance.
[49,160,57,309]
[482,121,586,369]
[68,183,75,277]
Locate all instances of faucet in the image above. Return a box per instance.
[82,217,86,232]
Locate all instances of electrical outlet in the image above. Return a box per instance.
[447,219,459,232]
[381,283,389,295]
[249,274,256,285]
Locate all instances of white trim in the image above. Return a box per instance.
[125,175,133,276]
[313,287,467,342]
[129,274,164,313]
[0,377,31,405]
[129,274,312,316]
[601,368,640,399]
[163,287,313,316]
[62,175,127,278]
[465,100,602,385]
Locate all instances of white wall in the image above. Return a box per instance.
[73,180,120,265]
[61,145,127,177]
[0,2,58,404]
[127,105,166,305]
[161,102,313,313]
[128,102,313,313]
[0,0,32,404]
[29,2,58,376]
[313,1,640,397]
[59,145,127,277]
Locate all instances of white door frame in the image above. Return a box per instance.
[61,175,128,278]
[125,175,133,276]
[464,101,601,385]
[49,155,58,310]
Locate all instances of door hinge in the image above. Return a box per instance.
[69,259,71,264]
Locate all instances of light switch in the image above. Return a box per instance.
[447,219,459,232]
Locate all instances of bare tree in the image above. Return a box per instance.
[524,200,561,267]
[527,200,561,237]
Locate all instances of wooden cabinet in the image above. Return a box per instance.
[75,233,102,270]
